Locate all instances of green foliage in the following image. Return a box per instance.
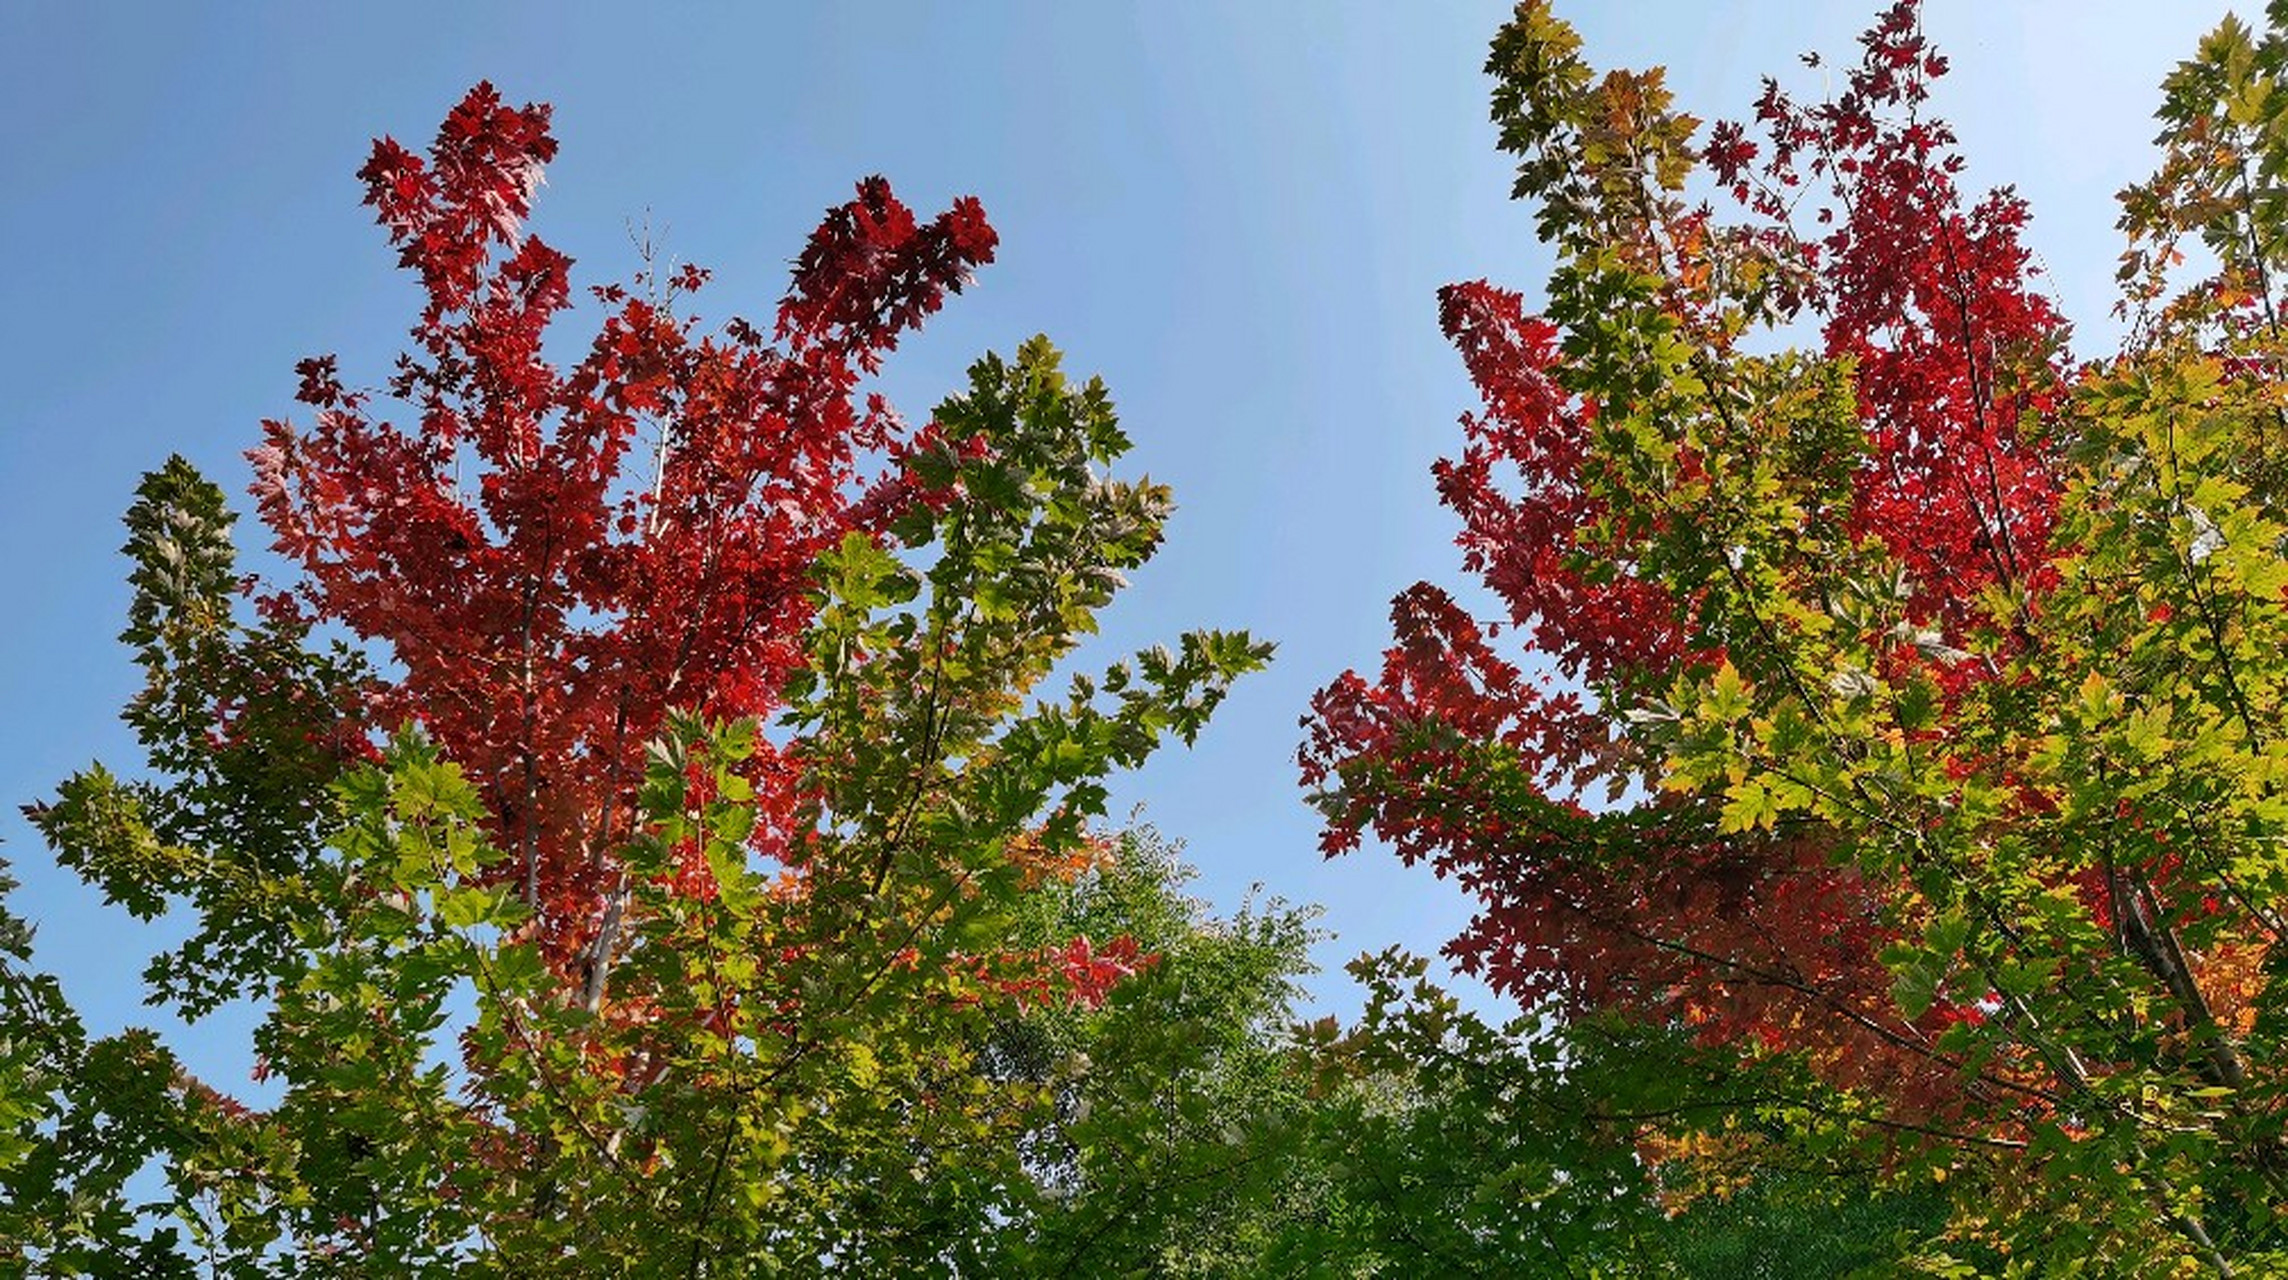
[981,828,1330,1276]
[6,339,1275,1273]
[29,458,371,1020]
[1659,1175,1955,1280]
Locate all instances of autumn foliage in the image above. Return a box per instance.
[1307,1,2288,1269]
[1309,0,2066,1095]
[22,5,2288,1273]
[245,84,1005,984]
[13,80,1271,1270]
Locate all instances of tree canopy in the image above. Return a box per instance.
[1306,1,2288,1272]
[7,83,1273,1273]
[13,3,2288,1275]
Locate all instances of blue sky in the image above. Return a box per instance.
[0,1,2237,1088]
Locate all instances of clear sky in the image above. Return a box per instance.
[0,1,2239,1091]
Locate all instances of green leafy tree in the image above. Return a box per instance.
[1279,953,1951,1279]
[979,826,1331,1276]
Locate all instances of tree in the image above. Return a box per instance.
[1295,952,1955,1279]
[972,825,1336,1276]
[10,83,1270,1272]
[1304,2,2288,1272]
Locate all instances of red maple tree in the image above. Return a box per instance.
[1305,2,2076,1120]
[250,84,998,983]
